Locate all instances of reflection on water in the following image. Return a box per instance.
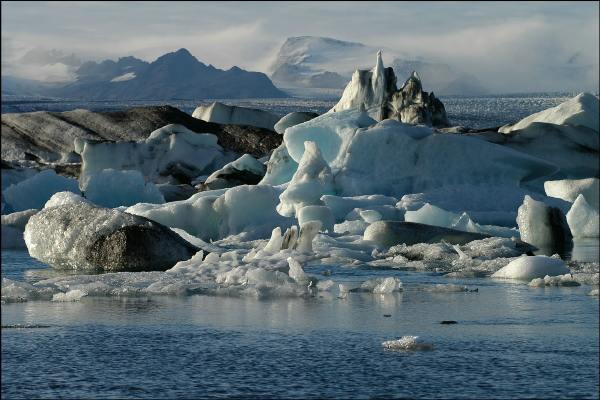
[570,239,600,263]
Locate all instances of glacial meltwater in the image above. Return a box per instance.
[2,249,598,399]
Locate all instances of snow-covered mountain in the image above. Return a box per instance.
[3,49,287,100]
[269,36,384,89]
[269,36,489,96]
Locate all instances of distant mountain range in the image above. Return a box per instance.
[2,49,287,100]
[269,36,489,96]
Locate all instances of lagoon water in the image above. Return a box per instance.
[2,249,599,399]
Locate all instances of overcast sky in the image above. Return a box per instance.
[2,1,598,92]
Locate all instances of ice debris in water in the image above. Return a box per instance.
[529,274,580,287]
[360,277,402,294]
[52,289,87,302]
[425,284,469,292]
[382,336,434,351]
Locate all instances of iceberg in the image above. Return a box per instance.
[76,124,233,187]
[405,203,519,239]
[329,51,449,127]
[491,93,599,180]
[192,102,280,131]
[1,208,38,249]
[281,112,557,200]
[566,195,599,238]
[260,144,299,186]
[491,255,570,280]
[202,154,266,190]
[516,195,571,249]
[274,112,319,134]
[335,120,557,197]
[83,169,165,208]
[2,169,80,213]
[297,205,335,233]
[127,185,293,242]
[499,93,599,133]
[545,178,599,210]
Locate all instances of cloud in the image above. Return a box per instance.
[1,1,598,91]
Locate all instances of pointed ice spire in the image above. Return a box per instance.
[373,50,385,87]
[411,70,421,81]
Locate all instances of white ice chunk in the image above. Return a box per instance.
[566,194,600,238]
[295,221,322,253]
[274,112,318,134]
[2,169,80,212]
[44,191,89,209]
[83,169,165,208]
[77,124,230,187]
[516,195,569,247]
[499,92,599,133]
[1,209,39,249]
[127,185,293,242]
[545,178,599,210]
[260,143,299,186]
[192,102,280,131]
[491,255,570,280]
[529,274,580,287]
[287,257,310,285]
[297,205,335,232]
[382,336,434,351]
[277,141,334,217]
[52,289,87,302]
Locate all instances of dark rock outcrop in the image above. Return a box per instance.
[1,105,282,163]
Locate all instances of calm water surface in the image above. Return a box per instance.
[2,250,598,399]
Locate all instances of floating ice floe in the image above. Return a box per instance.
[192,102,280,131]
[382,336,434,351]
[2,169,80,213]
[566,195,599,238]
[491,255,570,280]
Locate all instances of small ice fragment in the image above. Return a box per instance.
[52,289,86,302]
[382,336,434,351]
